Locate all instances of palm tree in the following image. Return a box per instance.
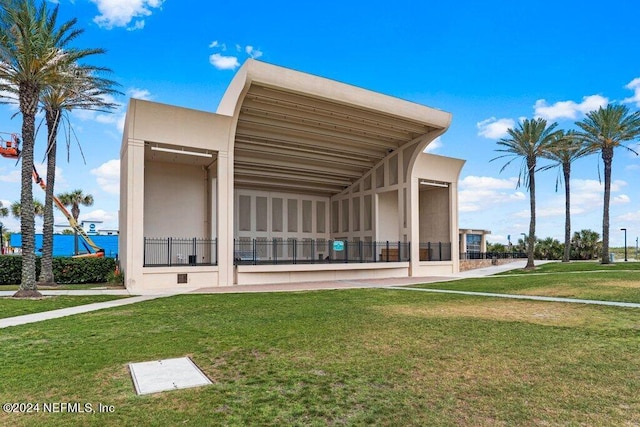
[541,130,591,262]
[571,229,601,260]
[0,200,8,217]
[58,189,93,256]
[10,199,44,218]
[575,104,640,264]
[0,0,99,297]
[38,65,119,284]
[58,189,93,222]
[492,118,560,269]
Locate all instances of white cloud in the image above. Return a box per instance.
[617,210,640,223]
[209,41,225,49]
[460,175,519,190]
[91,159,120,195]
[423,136,442,153]
[80,209,118,230]
[90,0,164,30]
[533,95,608,120]
[245,46,263,59]
[0,167,20,183]
[209,42,265,70]
[458,176,525,212]
[477,117,515,139]
[613,194,630,204]
[623,77,640,107]
[128,88,152,101]
[209,53,240,70]
[626,164,640,171]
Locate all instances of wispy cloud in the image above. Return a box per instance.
[623,77,640,107]
[245,45,263,59]
[477,117,514,139]
[209,41,264,70]
[533,95,608,120]
[90,0,164,30]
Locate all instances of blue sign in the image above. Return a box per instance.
[333,240,344,251]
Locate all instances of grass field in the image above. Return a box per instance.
[0,295,130,319]
[0,268,638,425]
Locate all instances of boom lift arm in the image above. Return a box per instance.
[1,132,104,257]
[32,166,105,257]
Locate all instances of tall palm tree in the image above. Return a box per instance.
[58,189,93,256]
[575,104,640,264]
[492,118,560,269]
[0,0,100,297]
[0,200,8,217]
[38,65,119,284]
[541,130,591,262]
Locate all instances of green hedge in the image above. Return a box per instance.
[0,256,116,285]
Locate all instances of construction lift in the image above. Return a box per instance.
[0,133,21,159]
[2,133,105,257]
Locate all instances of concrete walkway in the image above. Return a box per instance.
[387,286,640,308]
[0,293,176,329]
[2,259,637,329]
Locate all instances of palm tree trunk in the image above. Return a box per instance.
[15,83,42,298]
[38,110,59,285]
[601,147,613,264]
[563,162,571,262]
[526,157,536,269]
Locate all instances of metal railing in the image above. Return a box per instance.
[460,251,527,260]
[419,242,452,261]
[234,238,410,265]
[143,238,218,267]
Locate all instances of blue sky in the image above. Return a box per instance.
[0,0,639,247]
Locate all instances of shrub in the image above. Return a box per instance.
[0,256,115,285]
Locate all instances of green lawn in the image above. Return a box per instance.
[0,274,638,425]
[497,260,640,274]
[408,261,640,303]
[0,295,130,319]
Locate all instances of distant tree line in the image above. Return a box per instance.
[487,229,602,261]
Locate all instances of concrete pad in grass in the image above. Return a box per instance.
[129,357,212,395]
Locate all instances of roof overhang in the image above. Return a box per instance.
[219,60,452,196]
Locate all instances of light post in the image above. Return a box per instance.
[636,237,638,260]
[620,228,627,262]
[0,222,3,255]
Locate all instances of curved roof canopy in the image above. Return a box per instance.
[219,60,452,195]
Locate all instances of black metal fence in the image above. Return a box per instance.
[143,238,218,267]
[419,242,452,261]
[460,251,527,260]
[234,238,411,265]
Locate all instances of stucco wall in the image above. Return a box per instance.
[144,161,209,238]
[419,187,450,243]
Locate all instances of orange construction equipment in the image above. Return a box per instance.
[32,166,105,258]
[0,133,21,159]
[2,132,104,257]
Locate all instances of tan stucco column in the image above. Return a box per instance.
[122,138,145,291]
[409,176,420,275]
[449,182,460,272]
[216,150,234,285]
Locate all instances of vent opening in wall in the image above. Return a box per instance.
[177,274,188,284]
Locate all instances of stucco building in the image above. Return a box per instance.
[120,60,465,293]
